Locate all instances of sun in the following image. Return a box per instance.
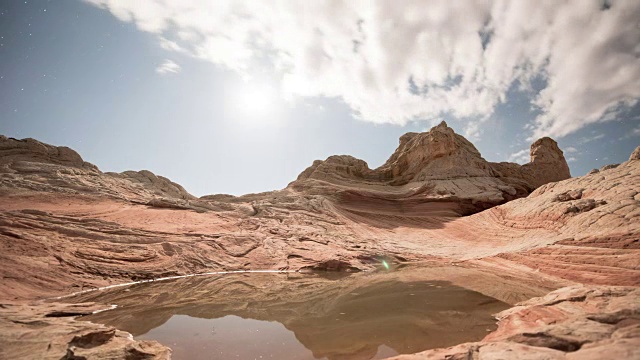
[232,83,278,122]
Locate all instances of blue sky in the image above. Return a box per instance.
[1,0,639,196]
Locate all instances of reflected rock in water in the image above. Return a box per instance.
[69,267,510,359]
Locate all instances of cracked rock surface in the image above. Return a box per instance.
[391,285,640,359]
[0,302,170,359]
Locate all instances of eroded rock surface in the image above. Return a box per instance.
[391,285,640,360]
[0,302,170,359]
[0,132,637,359]
[292,121,571,215]
[0,135,194,203]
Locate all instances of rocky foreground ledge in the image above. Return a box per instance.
[393,285,640,359]
[0,302,170,359]
[0,125,638,359]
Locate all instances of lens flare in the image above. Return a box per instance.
[382,260,390,270]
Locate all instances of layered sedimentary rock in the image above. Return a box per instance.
[0,136,193,203]
[392,285,640,360]
[0,135,98,170]
[292,121,570,215]
[0,302,171,359]
[0,124,575,300]
[0,128,637,359]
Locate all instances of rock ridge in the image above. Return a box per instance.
[0,131,637,360]
[292,121,571,214]
[0,135,195,202]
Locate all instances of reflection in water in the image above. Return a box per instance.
[140,315,315,359]
[70,268,509,360]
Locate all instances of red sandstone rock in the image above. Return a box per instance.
[0,302,170,359]
[0,128,637,359]
[390,285,640,360]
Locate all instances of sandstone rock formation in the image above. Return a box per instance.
[0,135,98,171]
[391,285,640,360]
[0,135,194,203]
[630,145,640,161]
[292,121,571,215]
[0,129,637,359]
[0,302,170,359]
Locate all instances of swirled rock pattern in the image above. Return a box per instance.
[391,285,640,360]
[0,129,637,359]
[292,121,571,215]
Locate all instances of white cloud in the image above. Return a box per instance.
[508,149,530,164]
[564,146,578,153]
[155,59,181,75]
[618,125,640,140]
[567,156,577,162]
[159,37,186,53]
[578,133,606,144]
[86,0,640,139]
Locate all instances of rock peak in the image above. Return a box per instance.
[430,121,452,134]
[435,120,448,128]
[530,137,563,162]
[508,136,571,187]
[630,146,640,161]
[292,123,572,211]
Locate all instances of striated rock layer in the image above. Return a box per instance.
[292,121,571,215]
[0,126,637,359]
[0,302,171,359]
[391,285,640,360]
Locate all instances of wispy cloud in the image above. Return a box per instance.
[86,0,640,139]
[155,59,181,75]
[578,133,605,145]
[564,146,578,153]
[618,126,640,140]
[508,149,530,164]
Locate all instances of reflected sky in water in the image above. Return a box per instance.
[73,269,510,359]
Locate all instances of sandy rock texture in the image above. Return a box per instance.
[0,301,170,359]
[474,154,640,286]
[293,121,571,215]
[391,285,640,360]
[0,135,194,204]
[0,124,576,300]
[0,128,637,359]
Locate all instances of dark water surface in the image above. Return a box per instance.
[70,268,510,360]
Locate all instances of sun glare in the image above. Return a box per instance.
[232,83,278,123]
